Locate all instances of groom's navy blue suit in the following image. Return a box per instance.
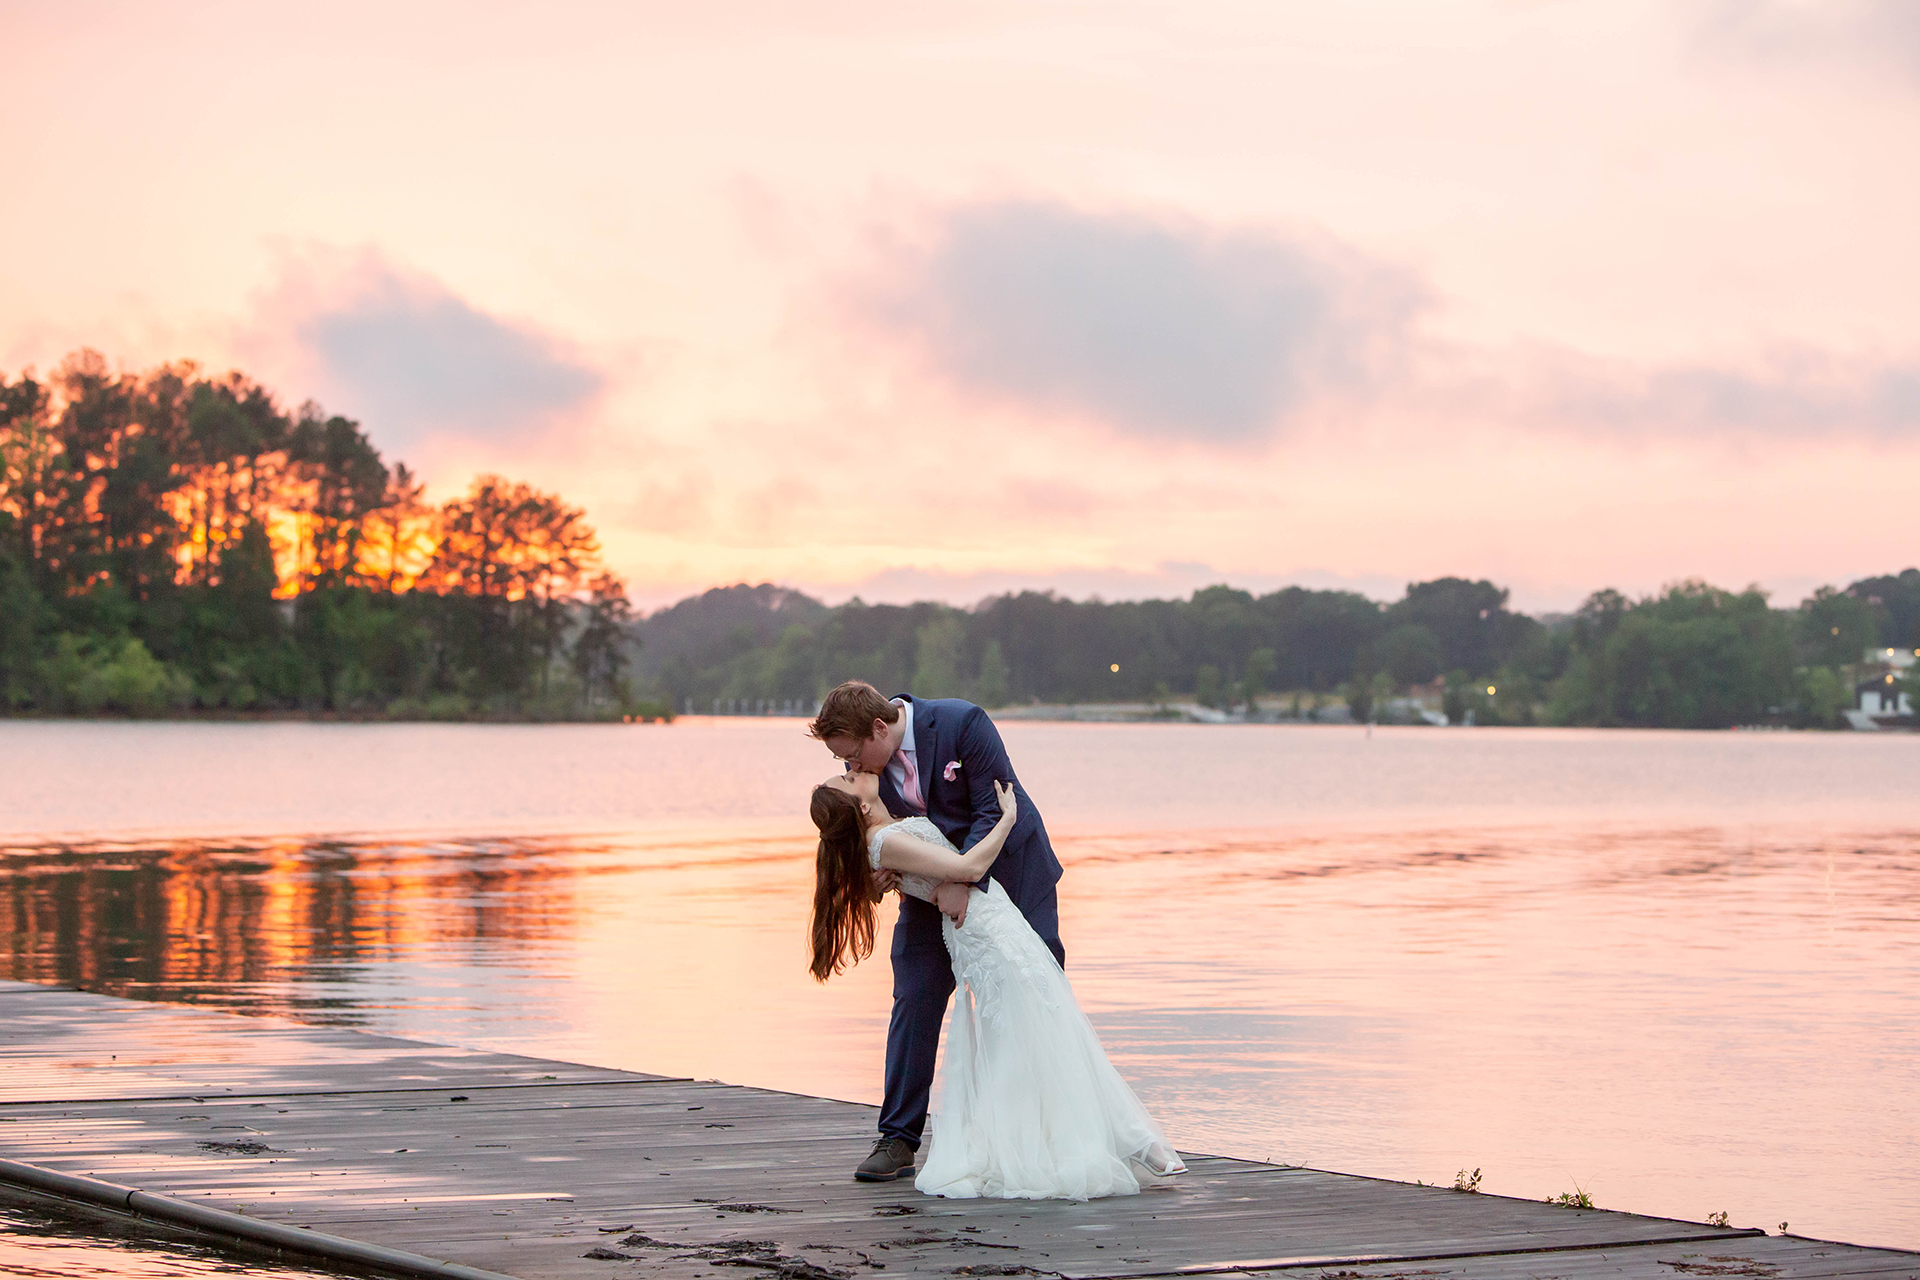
[875,694,1065,1149]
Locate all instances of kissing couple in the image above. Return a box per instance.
[806,680,1184,1200]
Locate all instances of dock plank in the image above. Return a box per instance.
[3,984,1914,1280]
[1211,1236,1920,1280]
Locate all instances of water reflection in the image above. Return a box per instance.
[0,837,591,1020]
[0,1195,349,1278]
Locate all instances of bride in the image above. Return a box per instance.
[808,769,1185,1200]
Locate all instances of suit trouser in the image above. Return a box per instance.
[877,893,1064,1149]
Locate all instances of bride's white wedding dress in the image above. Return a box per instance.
[871,816,1186,1200]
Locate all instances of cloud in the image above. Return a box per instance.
[1529,347,1920,439]
[1692,0,1920,87]
[860,201,1423,443]
[838,197,1920,450]
[248,247,605,454]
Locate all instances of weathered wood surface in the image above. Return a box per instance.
[2,982,1914,1280]
[1207,1236,1920,1279]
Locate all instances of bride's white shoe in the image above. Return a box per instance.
[1139,1143,1187,1177]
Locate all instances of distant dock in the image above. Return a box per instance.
[2,980,1913,1279]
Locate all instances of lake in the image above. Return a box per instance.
[1,719,1915,1251]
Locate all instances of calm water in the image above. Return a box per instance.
[1,720,1916,1252]
[0,1193,347,1279]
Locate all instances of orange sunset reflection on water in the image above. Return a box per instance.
[1,720,1917,1251]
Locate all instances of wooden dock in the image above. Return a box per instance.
[2,979,1914,1280]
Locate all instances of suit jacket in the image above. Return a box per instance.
[877,695,1063,954]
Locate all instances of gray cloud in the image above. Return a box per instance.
[277,251,605,453]
[1536,349,1920,439]
[863,199,1920,446]
[1693,0,1920,86]
[870,202,1423,442]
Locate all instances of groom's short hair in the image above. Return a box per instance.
[809,681,900,742]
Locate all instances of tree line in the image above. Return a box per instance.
[9,349,1915,729]
[2,351,650,718]
[634,571,1920,730]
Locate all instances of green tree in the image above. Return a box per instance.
[1485,666,1538,725]
[288,406,390,588]
[1444,670,1502,725]
[1795,585,1878,668]
[44,636,191,716]
[1342,672,1373,723]
[1255,587,1385,691]
[570,572,635,714]
[1796,666,1849,729]
[1386,577,1538,678]
[0,371,59,587]
[912,613,968,698]
[0,546,39,708]
[1377,624,1442,687]
[1195,664,1222,709]
[1549,581,1794,728]
[426,475,601,702]
[177,372,290,586]
[1846,568,1920,650]
[189,519,292,708]
[1190,584,1257,683]
[974,639,1011,708]
[1244,646,1276,703]
[2,352,649,721]
[1369,670,1397,719]
[57,353,189,601]
[762,623,817,702]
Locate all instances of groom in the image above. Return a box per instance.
[809,680,1065,1182]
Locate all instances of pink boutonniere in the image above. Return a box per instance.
[943,760,962,782]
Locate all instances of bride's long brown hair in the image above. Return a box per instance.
[809,783,882,982]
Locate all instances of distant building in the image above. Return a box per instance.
[1856,672,1913,718]
[1846,646,1917,728]
[1863,646,1918,671]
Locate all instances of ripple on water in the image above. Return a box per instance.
[0,1195,353,1278]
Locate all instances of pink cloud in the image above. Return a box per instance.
[237,246,606,459]
[849,200,1422,442]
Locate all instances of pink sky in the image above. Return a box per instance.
[3,0,1916,612]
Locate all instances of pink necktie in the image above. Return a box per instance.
[898,751,925,814]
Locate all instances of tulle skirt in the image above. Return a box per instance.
[915,880,1185,1201]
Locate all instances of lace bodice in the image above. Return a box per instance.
[868,815,950,903]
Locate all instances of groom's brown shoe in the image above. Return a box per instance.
[854,1136,916,1182]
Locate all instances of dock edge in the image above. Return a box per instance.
[0,1156,522,1280]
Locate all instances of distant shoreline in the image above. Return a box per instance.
[5,706,1911,730]
[990,702,1910,729]
[0,709,674,726]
